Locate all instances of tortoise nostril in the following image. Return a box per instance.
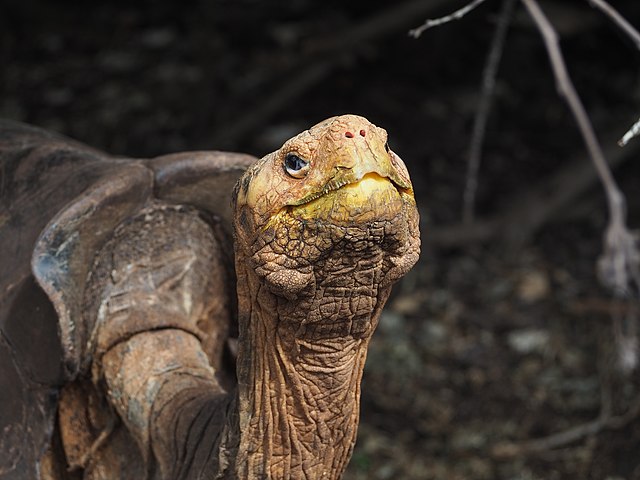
[345,131,354,138]
[359,130,366,137]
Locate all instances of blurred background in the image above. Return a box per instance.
[2,0,640,478]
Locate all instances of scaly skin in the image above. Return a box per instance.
[231,114,420,478]
[59,115,419,480]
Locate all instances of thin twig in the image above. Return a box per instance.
[306,0,451,54]
[491,394,640,458]
[462,0,516,223]
[586,0,640,149]
[619,116,640,147]
[587,0,640,51]
[409,0,489,38]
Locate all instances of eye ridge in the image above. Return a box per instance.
[284,152,309,178]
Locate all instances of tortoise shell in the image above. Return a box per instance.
[0,120,256,479]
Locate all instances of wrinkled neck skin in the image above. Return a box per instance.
[189,207,418,480]
[229,235,393,479]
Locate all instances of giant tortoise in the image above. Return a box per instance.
[0,115,420,479]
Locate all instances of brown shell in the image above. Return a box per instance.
[0,120,256,479]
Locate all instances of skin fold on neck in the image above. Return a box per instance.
[231,248,392,480]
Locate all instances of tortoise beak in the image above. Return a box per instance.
[328,150,411,194]
[288,140,415,225]
[347,144,412,192]
[292,141,413,207]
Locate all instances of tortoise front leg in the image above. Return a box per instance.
[101,329,235,479]
[61,203,238,479]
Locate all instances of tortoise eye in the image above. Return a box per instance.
[284,153,309,178]
[384,142,390,153]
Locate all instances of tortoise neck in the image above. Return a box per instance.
[231,259,387,479]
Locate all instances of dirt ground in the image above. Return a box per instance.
[2,0,640,478]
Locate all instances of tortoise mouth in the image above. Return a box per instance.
[289,172,413,208]
[287,172,412,224]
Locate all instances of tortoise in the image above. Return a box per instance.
[0,114,420,479]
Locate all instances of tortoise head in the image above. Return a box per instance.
[233,114,420,300]
[231,115,420,477]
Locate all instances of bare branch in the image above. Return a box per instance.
[491,391,640,458]
[462,0,516,223]
[409,0,489,38]
[587,0,640,51]
[521,0,639,316]
[619,116,640,147]
[521,0,620,208]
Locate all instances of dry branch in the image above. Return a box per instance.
[304,0,450,54]
[409,0,489,38]
[487,0,640,455]
[521,2,640,366]
[412,0,640,459]
[491,392,640,458]
[521,0,621,210]
[462,0,516,223]
[587,0,640,50]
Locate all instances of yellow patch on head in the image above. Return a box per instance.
[291,173,406,224]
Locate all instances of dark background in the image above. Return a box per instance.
[2,0,640,478]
